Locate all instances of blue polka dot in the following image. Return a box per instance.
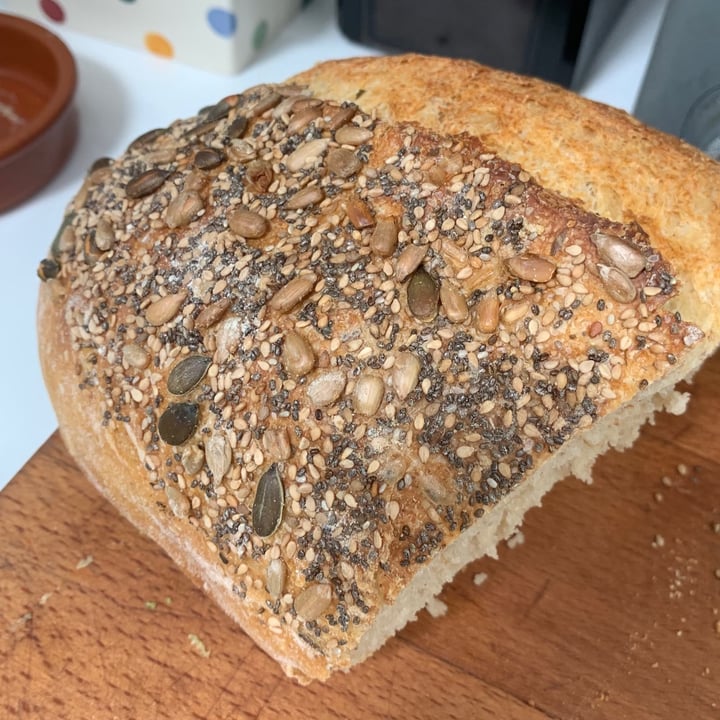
[207,8,237,37]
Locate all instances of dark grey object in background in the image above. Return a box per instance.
[337,0,625,89]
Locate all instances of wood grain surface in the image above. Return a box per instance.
[1,353,719,720]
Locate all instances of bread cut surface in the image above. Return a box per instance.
[37,55,720,683]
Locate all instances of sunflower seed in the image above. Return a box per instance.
[228,208,268,239]
[193,147,226,170]
[354,374,385,415]
[506,254,556,283]
[269,274,317,312]
[245,159,274,193]
[203,98,233,122]
[476,293,500,333]
[294,583,332,621]
[282,330,315,376]
[37,258,60,281]
[407,266,439,321]
[195,297,232,331]
[158,402,199,445]
[266,558,287,599]
[181,444,205,475]
[335,124,373,146]
[252,464,284,538]
[285,186,324,210]
[287,106,322,135]
[346,198,375,228]
[501,300,530,325]
[396,244,427,282]
[125,169,168,199]
[226,116,248,139]
[94,217,115,251]
[122,343,150,369]
[326,148,362,178]
[145,291,187,326]
[50,212,76,259]
[370,218,398,257]
[89,157,112,174]
[598,264,637,303]
[247,90,281,118]
[327,104,358,130]
[286,138,329,173]
[165,485,190,518]
[166,190,203,229]
[393,352,421,400]
[591,232,645,278]
[440,282,469,323]
[206,432,232,485]
[307,370,346,407]
[167,355,211,395]
[128,127,167,151]
[419,474,455,504]
[263,427,292,461]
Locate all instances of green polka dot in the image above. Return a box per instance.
[252,20,268,51]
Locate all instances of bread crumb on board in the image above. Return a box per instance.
[473,572,489,587]
[424,596,448,618]
[75,555,94,569]
[188,633,211,658]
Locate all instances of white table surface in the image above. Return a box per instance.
[0,0,668,490]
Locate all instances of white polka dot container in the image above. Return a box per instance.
[4,0,304,74]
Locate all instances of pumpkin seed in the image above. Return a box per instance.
[194,297,232,331]
[476,293,500,333]
[165,485,190,518]
[269,274,317,313]
[193,148,226,170]
[226,116,248,139]
[345,198,375,228]
[354,374,385,416]
[37,258,60,281]
[370,218,398,257]
[327,104,357,130]
[326,147,362,178]
[396,244,428,282]
[407,266,439,321]
[285,186,324,210]
[294,583,332,621]
[307,370,346,407]
[125,169,168,199]
[145,291,187,326]
[205,432,232,485]
[158,402,199,445]
[266,558,287,599]
[122,343,150,369]
[282,330,315,377]
[506,254,556,283]
[166,190,203,229]
[286,138,329,173]
[252,464,285,538]
[94,217,115,251]
[591,232,645,278]
[245,159,273,192]
[181,444,205,475]
[598,264,637,303]
[393,352,421,400]
[335,124,373,146]
[167,355,211,395]
[228,208,268,239]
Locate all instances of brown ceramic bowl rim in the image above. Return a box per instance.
[0,13,77,161]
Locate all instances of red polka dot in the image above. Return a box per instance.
[40,0,65,23]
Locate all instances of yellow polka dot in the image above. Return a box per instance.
[144,32,174,58]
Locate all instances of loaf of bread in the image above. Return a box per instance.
[37,55,720,683]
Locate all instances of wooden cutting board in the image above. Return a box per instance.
[2,353,719,720]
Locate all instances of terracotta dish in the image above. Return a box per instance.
[0,13,77,213]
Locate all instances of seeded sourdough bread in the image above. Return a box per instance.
[38,55,720,683]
